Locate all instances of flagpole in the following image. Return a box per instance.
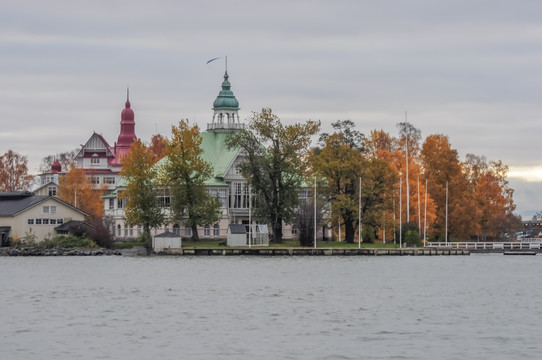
[445,181,448,245]
[399,178,402,249]
[418,177,421,234]
[314,177,317,249]
[424,179,427,246]
[358,177,362,248]
[248,185,251,248]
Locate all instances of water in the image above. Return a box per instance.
[1,254,541,360]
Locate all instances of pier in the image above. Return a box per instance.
[156,247,470,256]
[426,241,541,253]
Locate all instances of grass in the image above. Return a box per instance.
[114,240,147,249]
[180,238,400,249]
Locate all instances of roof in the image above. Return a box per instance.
[55,220,94,232]
[153,130,240,187]
[154,230,181,238]
[200,131,240,179]
[228,224,246,234]
[212,72,240,110]
[0,192,88,217]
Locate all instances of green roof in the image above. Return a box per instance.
[200,131,239,183]
[152,131,238,187]
[212,72,239,110]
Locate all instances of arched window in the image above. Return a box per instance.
[173,224,180,236]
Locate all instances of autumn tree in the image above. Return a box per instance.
[226,108,320,242]
[421,134,472,241]
[57,167,105,220]
[162,120,221,241]
[0,150,34,192]
[463,155,518,240]
[359,157,398,242]
[149,134,168,163]
[120,138,165,250]
[313,120,364,243]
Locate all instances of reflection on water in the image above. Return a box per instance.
[1,255,541,359]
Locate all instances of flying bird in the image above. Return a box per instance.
[206,57,221,64]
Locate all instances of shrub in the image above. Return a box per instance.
[39,235,97,249]
[87,219,114,248]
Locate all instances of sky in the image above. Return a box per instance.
[1,0,542,216]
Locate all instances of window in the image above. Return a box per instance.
[90,176,100,185]
[57,219,63,225]
[158,194,171,208]
[204,225,210,237]
[103,176,115,185]
[209,189,228,208]
[185,227,192,237]
[36,219,42,225]
[50,219,57,225]
[28,219,34,225]
[109,198,114,209]
[91,157,100,165]
[213,223,220,237]
[291,224,298,236]
[117,224,121,237]
[48,186,57,196]
[42,219,49,225]
[118,198,125,209]
[298,189,310,206]
[43,206,56,214]
[173,224,180,235]
[233,182,248,208]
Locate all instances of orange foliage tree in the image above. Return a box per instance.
[463,155,518,241]
[149,134,168,163]
[0,150,34,192]
[421,134,475,241]
[58,167,105,220]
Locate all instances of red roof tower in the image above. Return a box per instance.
[111,89,137,166]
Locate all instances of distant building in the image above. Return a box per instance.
[0,191,88,244]
[75,90,137,191]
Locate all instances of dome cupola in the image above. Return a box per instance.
[212,72,240,110]
[209,71,242,132]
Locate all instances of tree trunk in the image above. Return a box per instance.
[191,223,200,241]
[273,219,283,243]
[344,220,355,243]
[144,224,152,255]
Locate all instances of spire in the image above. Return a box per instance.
[117,89,136,146]
[209,69,242,132]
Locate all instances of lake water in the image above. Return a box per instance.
[1,254,541,360]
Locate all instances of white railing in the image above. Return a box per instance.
[519,238,542,243]
[426,242,541,250]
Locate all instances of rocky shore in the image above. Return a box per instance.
[0,247,122,256]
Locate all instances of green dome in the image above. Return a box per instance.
[213,72,239,110]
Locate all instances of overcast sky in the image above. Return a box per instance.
[1,0,541,216]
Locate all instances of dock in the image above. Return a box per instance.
[156,248,470,256]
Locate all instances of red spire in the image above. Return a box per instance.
[117,88,136,147]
